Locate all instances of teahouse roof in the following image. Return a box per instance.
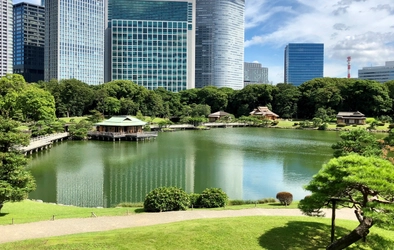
[250,106,279,117]
[337,111,365,119]
[208,111,231,118]
[95,116,146,127]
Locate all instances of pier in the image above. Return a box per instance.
[87,131,158,141]
[18,132,70,155]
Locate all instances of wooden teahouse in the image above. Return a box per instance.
[250,106,279,120]
[336,111,366,125]
[208,111,231,122]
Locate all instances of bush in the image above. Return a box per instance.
[389,123,394,129]
[317,123,328,130]
[199,188,228,208]
[276,192,293,206]
[336,123,347,127]
[144,187,190,212]
[258,198,276,204]
[189,193,201,208]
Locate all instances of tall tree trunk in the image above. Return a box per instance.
[326,218,373,250]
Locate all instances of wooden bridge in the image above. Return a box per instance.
[18,132,70,155]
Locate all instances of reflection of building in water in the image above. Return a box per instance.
[193,142,243,200]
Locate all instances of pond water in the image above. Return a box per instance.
[27,128,341,207]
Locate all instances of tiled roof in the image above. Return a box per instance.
[208,111,231,118]
[250,106,279,117]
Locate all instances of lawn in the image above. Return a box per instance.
[58,117,88,123]
[1,216,393,249]
[0,200,299,225]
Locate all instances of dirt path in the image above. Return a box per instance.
[0,208,357,244]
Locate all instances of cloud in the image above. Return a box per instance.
[244,0,394,80]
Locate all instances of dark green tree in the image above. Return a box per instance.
[331,128,382,158]
[299,155,394,249]
[0,74,28,119]
[0,116,36,205]
[272,83,300,119]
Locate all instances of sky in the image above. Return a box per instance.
[15,0,394,84]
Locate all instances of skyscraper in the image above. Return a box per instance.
[44,0,105,85]
[107,0,195,92]
[358,61,394,83]
[13,2,45,83]
[244,62,268,86]
[195,0,245,90]
[0,0,13,76]
[284,43,324,86]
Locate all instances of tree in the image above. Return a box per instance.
[272,83,300,119]
[0,74,28,119]
[331,128,382,158]
[57,79,94,117]
[299,155,394,249]
[0,116,36,205]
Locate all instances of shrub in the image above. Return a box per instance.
[389,123,394,129]
[189,193,201,208]
[258,198,276,204]
[144,187,190,212]
[336,123,347,127]
[271,120,279,126]
[317,123,328,130]
[293,122,298,126]
[199,188,228,208]
[276,192,293,206]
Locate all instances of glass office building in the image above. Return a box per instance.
[0,0,13,76]
[13,3,45,83]
[195,0,245,90]
[107,0,195,92]
[44,0,105,85]
[284,43,324,86]
[244,62,268,86]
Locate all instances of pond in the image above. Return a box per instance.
[27,128,341,207]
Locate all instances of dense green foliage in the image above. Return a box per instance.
[299,155,394,248]
[331,129,382,157]
[198,188,228,208]
[143,187,190,212]
[0,117,35,205]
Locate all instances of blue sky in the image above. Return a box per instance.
[16,0,394,84]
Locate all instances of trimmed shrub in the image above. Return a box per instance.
[189,193,201,208]
[258,198,277,204]
[336,123,346,127]
[144,187,190,212]
[199,188,228,208]
[276,192,293,206]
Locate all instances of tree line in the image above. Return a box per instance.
[2,74,394,122]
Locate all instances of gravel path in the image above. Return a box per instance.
[0,208,357,244]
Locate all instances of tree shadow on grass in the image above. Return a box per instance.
[0,212,9,217]
[134,208,145,213]
[258,221,392,250]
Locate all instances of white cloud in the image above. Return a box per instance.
[245,0,394,80]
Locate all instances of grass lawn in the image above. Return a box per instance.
[276,120,389,131]
[0,200,299,225]
[58,117,88,123]
[2,216,393,250]
[0,200,143,225]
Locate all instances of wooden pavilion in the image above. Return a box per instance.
[208,111,232,122]
[250,106,279,120]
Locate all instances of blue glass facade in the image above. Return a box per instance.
[44,0,105,85]
[13,3,45,83]
[284,43,324,86]
[195,0,245,90]
[107,0,195,92]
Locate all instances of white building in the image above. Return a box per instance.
[44,0,105,85]
[0,0,13,76]
[358,61,394,83]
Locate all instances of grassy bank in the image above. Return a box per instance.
[2,216,393,249]
[0,200,299,225]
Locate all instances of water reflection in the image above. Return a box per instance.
[28,128,338,207]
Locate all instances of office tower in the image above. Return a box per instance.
[107,0,195,92]
[358,61,394,83]
[195,0,245,90]
[244,62,268,86]
[44,0,105,85]
[0,0,13,76]
[13,2,45,83]
[41,0,45,6]
[284,43,324,86]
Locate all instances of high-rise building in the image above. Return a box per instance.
[244,62,268,86]
[13,2,45,83]
[284,43,324,86]
[195,0,245,90]
[44,0,105,85]
[358,61,394,83]
[107,0,195,92]
[0,0,13,76]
